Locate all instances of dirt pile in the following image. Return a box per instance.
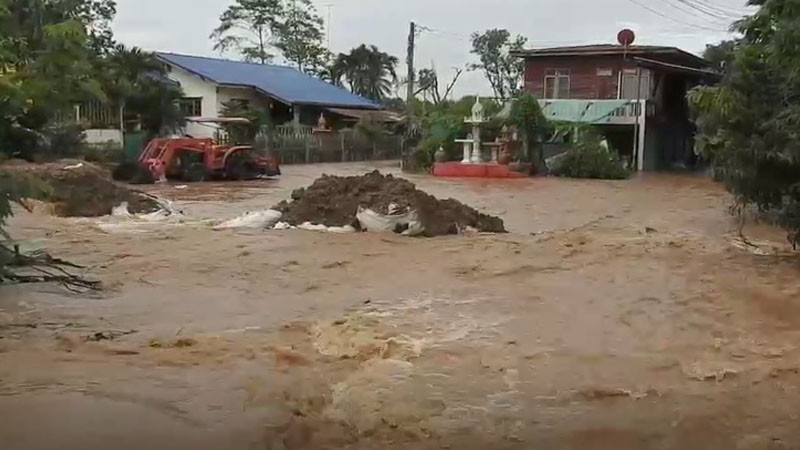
[274,171,506,236]
[7,160,160,217]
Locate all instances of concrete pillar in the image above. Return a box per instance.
[637,100,647,171]
[293,105,301,128]
[461,141,472,164]
[470,126,482,164]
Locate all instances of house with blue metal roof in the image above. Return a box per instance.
[155,53,381,138]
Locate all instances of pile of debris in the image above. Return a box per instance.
[8,161,160,217]
[273,171,505,237]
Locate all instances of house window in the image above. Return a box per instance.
[544,69,570,99]
[597,68,615,99]
[620,69,651,99]
[179,97,202,117]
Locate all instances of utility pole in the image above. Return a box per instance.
[325,4,333,49]
[406,21,416,110]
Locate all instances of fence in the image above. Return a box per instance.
[53,100,121,129]
[269,129,404,165]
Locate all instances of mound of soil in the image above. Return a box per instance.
[274,171,506,237]
[7,160,160,217]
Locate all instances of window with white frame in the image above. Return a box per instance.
[620,69,651,99]
[179,97,203,117]
[544,69,570,99]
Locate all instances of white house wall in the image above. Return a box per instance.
[167,65,219,138]
[217,86,271,112]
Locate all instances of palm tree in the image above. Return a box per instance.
[329,45,398,102]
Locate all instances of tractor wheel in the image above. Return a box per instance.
[183,162,208,183]
[225,152,257,180]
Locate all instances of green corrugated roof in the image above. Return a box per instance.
[539,100,632,123]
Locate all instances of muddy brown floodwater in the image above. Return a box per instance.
[2,161,800,450]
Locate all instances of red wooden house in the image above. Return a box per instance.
[511,45,719,171]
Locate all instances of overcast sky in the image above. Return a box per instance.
[112,0,753,98]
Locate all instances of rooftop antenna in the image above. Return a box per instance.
[617,29,636,59]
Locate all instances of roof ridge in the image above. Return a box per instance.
[156,52,296,71]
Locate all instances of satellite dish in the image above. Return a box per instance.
[617,29,636,47]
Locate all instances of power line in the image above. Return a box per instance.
[623,0,730,32]
[671,0,740,20]
[694,0,753,16]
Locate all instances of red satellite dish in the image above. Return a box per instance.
[618,29,636,47]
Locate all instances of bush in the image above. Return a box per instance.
[83,142,126,164]
[41,123,86,159]
[551,132,630,180]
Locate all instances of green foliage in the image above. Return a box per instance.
[273,0,328,75]
[93,46,186,136]
[354,114,384,140]
[211,0,281,64]
[470,29,527,100]
[409,96,504,167]
[329,45,398,102]
[211,0,327,73]
[507,93,551,169]
[552,130,630,180]
[83,141,124,164]
[40,122,86,159]
[703,40,737,72]
[219,99,272,144]
[0,0,134,159]
[0,169,52,235]
[689,0,800,246]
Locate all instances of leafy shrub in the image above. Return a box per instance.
[83,142,125,164]
[1,170,53,235]
[551,131,629,180]
[39,123,87,160]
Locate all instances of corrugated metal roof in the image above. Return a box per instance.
[327,107,403,122]
[539,100,633,123]
[511,44,711,69]
[156,53,379,110]
[497,99,634,123]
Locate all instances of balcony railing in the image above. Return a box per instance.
[537,99,653,125]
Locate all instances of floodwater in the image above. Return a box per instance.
[2,161,800,450]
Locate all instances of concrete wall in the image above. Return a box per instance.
[167,65,219,138]
[85,129,123,146]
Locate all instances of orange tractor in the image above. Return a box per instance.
[115,120,280,184]
[135,137,280,182]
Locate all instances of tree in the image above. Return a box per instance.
[703,40,737,72]
[470,29,527,100]
[1,2,104,159]
[689,0,800,247]
[211,0,327,72]
[330,45,398,102]
[219,98,271,144]
[273,0,327,75]
[74,0,117,56]
[415,67,463,105]
[211,0,282,64]
[507,92,551,171]
[94,45,185,136]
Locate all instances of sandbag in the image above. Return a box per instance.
[214,209,282,230]
[356,207,425,236]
